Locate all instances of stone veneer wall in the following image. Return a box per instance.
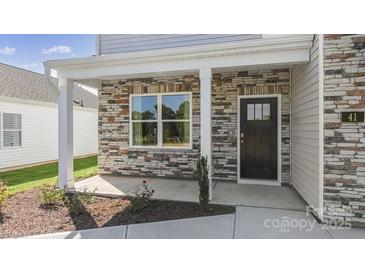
[98,69,291,183]
[99,75,201,178]
[323,34,365,225]
[211,69,291,184]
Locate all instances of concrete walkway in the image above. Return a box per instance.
[46,175,365,239]
[24,206,365,239]
[75,175,307,211]
[213,183,306,211]
[75,175,200,202]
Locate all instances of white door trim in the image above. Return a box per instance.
[237,94,282,186]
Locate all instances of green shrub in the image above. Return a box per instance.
[130,181,154,212]
[64,193,84,215]
[78,187,96,204]
[38,185,65,208]
[0,179,8,209]
[64,188,96,215]
[197,156,210,210]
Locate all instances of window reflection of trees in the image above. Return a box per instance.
[162,100,189,145]
[132,104,157,120]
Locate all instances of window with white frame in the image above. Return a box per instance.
[2,113,22,147]
[130,93,192,148]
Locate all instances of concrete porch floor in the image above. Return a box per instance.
[74,175,307,211]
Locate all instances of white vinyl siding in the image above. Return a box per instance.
[0,100,98,169]
[98,34,262,55]
[291,35,321,211]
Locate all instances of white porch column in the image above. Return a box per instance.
[199,68,213,200]
[58,78,74,189]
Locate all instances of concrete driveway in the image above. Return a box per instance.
[24,206,365,239]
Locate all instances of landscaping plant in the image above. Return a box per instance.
[0,179,8,214]
[63,193,85,215]
[64,188,96,215]
[130,180,154,212]
[197,156,210,210]
[38,184,65,208]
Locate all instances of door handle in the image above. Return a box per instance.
[241,133,244,143]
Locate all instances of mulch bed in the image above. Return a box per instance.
[0,189,235,238]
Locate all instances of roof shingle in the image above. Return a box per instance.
[0,63,97,109]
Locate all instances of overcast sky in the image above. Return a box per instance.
[0,34,95,74]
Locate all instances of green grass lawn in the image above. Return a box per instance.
[0,156,98,195]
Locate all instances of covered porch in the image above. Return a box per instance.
[74,175,307,211]
[45,34,323,219]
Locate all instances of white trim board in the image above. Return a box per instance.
[237,94,282,186]
[317,34,325,221]
[55,49,310,80]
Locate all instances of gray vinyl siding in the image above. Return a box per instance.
[291,35,321,209]
[98,34,262,55]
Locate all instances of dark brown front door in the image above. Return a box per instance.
[240,97,278,180]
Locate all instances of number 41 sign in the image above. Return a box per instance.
[341,112,365,123]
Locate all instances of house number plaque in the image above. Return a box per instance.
[341,112,365,123]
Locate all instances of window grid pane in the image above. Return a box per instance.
[263,103,271,120]
[247,104,255,120]
[3,131,21,147]
[132,122,157,146]
[255,104,262,120]
[163,121,190,147]
[131,96,157,120]
[3,113,21,129]
[162,94,190,120]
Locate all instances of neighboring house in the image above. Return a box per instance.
[0,63,98,170]
[45,34,365,225]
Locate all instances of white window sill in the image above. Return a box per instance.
[129,146,193,152]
